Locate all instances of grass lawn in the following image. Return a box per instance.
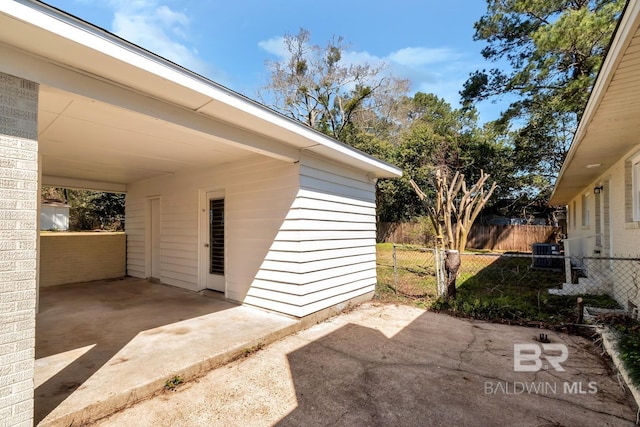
[376,243,620,326]
[376,243,439,308]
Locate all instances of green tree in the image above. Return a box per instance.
[380,93,501,223]
[462,0,625,196]
[41,187,125,231]
[91,192,125,229]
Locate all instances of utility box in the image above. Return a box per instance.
[531,243,562,270]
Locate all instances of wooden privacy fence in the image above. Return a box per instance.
[378,222,561,252]
[466,224,560,252]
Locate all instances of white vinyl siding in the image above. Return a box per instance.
[124,199,145,277]
[581,193,590,227]
[244,153,377,317]
[563,146,640,309]
[632,153,640,221]
[126,152,380,317]
[126,155,299,295]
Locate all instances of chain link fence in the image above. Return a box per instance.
[377,244,640,323]
[560,255,640,319]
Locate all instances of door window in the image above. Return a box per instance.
[209,198,224,275]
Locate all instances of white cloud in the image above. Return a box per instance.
[342,50,386,68]
[257,36,471,109]
[384,47,472,108]
[257,37,289,59]
[387,47,460,67]
[103,0,215,79]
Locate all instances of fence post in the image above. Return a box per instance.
[434,246,445,297]
[563,238,571,284]
[393,244,397,294]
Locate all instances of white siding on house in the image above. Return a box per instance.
[124,199,145,278]
[245,152,377,317]
[566,146,640,258]
[126,151,380,318]
[126,155,299,300]
[565,145,640,308]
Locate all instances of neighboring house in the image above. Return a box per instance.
[549,0,640,308]
[40,200,69,230]
[0,1,401,424]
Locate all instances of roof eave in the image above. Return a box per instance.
[1,0,401,179]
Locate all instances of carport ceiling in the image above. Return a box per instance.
[39,85,258,189]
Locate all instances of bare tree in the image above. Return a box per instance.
[410,168,497,252]
[410,168,496,299]
[259,28,409,141]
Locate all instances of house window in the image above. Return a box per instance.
[581,193,590,227]
[633,153,640,221]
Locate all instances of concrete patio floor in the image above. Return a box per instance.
[35,278,300,426]
[95,303,638,426]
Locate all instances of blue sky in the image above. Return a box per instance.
[43,0,505,123]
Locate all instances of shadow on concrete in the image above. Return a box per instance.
[35,278,233,424]
[278,309,636,426]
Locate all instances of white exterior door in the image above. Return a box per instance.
[204,191,225,292]
[147,197,161,279]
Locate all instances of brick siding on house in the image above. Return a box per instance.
[0,72,38,426]
[39,233,126,287]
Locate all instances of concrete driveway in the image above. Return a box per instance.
[95,303,637,426]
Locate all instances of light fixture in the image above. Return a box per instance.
[586,163,603,168]
[594,185,603,194]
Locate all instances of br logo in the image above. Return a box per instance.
[513,343,568,372]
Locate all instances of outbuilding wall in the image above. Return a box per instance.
[125,155,299,300]
[244,152,377,317]
[125,152,378,317]
[39,205,68,231]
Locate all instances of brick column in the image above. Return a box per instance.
[0,72,39,426]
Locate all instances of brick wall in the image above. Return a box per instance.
[0,72,38,426]
[39,233,126,287]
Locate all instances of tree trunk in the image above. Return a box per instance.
[444,249,461,300]
[458,229,469,253]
